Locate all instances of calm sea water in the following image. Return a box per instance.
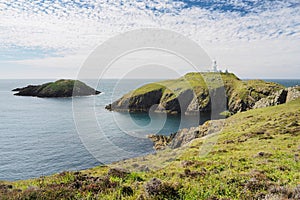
[263,79,299,87]
[0,79,298,181]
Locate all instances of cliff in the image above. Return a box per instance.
[105,72,284,114]
[12,79,101,98]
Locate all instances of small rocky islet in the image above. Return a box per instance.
[12,79,100,98]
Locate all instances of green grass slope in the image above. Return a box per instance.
[1,99,299,199]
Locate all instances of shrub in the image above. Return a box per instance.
[107,168,130,179]
[121,186,134,196]
[144,178,180,200]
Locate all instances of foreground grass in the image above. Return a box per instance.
[1,99,299,199]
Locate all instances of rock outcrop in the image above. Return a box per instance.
[106,72,284,115]
[253,89,288,109]
[253,86,300,109]
[286,86,300,102]
[147,133,176,150]
[12,79,100,98]
[148,119,224,150]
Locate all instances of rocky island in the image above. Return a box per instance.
[12,79,101,98]
[106,72,296,115]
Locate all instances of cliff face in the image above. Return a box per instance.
[106,72,284,114]
[105,87,164,112]
[12,80,101,98]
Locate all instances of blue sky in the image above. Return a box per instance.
[0,0,299,79]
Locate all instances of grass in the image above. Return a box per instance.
[130,72,228,99]
[40,80,91,95]
[1,99,299,199]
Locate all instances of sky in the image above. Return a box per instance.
[0,0,299,79]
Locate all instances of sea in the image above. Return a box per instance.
[0,79,299,181]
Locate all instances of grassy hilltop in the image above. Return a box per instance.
[1,98,299,199]
[106,72,284,114]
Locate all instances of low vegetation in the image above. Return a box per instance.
[1,98,299,199]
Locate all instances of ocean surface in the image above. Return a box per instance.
[0,79,299,181]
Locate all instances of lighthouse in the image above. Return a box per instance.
[212,60,218,72]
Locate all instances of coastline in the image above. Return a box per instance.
[1,98,299,199]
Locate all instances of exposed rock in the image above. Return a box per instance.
[12,79,100,98]
[253,89,288,109]
[254,86,300,109]
[106,88,163,112]
[286,86,300,102]
[155,89,194,114]
[148,119,224,150]
[147,133,176,150]
[185,94,201,114]
[170,127,200,149]
[170,120,224,148]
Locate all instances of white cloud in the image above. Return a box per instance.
[9,53,86,69]
[203,38,300,78]
[0,0,299,78]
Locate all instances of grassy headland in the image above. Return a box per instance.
[106,72,284,114]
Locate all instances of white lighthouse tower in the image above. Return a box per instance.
[212,60,218,72]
